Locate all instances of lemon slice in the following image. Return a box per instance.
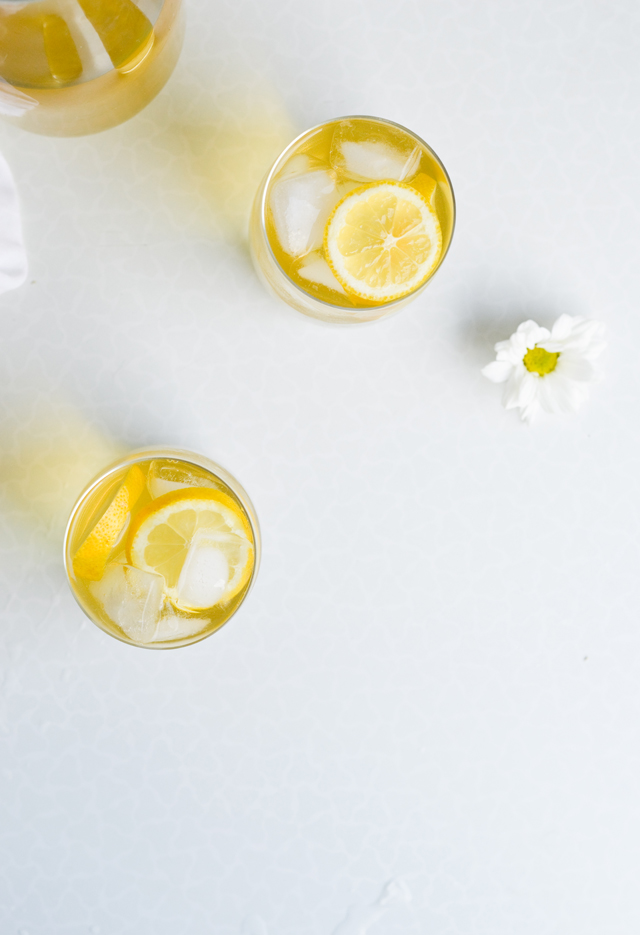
[324,180,442,302]
[73,464,146,581]
[126,488,254,612]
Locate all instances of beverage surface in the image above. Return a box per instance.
[264,118,454,310]
[67,458,256,646]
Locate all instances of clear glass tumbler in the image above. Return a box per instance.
[250,115,456,325]
[0,0,184,136]
[64,447,261,649]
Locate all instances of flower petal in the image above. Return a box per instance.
[503,368,538,411]
[520,396,541,423]
[555,354,596,382]
[515,320,551,349]
[481,360,513,383]
[544,372,588,413]
[496,332,530,364]
[517,371,539,408]
[496,343,525,365]
[545,317,606,356]
[501,371,522,410]
[583,339,607,361]
[537,374,562,413]
[550,314,575,341]
[494,338,513,353]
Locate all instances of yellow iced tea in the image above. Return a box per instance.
[65,451,259,648]
[250,116,455,323]
[0,0,183,136]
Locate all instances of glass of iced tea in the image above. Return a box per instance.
[250,115,456,324]
[0,0,184,136]
[64,448,260,648]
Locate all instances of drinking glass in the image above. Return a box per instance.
[0,0,184,136]
[64,447,260,649]
[250,115,456,324]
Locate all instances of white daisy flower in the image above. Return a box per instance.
[481,314,606,423]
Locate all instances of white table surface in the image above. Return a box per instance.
[1,1,640,932]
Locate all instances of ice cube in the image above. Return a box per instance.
[147,460,218,500]
[149,605,207,643]
[175,527,232,611]
[269,169,339,257]
[110,546,128,565]
[276,153,313,181]
[90,563,164,643]
[330,120,421,183]
[295,252,347,296]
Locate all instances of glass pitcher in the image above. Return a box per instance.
[0,0,184,136]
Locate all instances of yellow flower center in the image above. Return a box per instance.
[523,346,559,376]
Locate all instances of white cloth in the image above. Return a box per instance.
[0,151,27,294]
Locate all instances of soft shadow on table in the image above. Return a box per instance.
[0,394,125,557]
[118,70,296,253]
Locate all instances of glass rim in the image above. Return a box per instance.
[63,446,261,650]
[258,113,457,314]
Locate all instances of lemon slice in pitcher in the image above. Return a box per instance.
[127,488,254,612]
[324,180,442,302]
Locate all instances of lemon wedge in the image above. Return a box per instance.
[126,488,254,612]
[324,180,442,302]
[73,464,146,581]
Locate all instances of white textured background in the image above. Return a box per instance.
[1,0,640,932]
